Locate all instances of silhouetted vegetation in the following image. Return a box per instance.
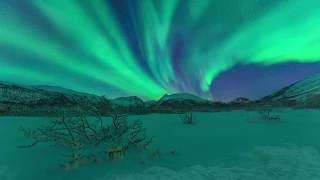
[177,112,197,124]
[257,106,281,123]
[17,106,153,169]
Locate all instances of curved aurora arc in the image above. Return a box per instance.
[0,0,319,100]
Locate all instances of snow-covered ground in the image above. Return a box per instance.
[1,110,320,180]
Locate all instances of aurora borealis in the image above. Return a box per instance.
[1,0,320,101]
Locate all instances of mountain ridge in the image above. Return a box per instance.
[262,73,320,101]
[0,80,212,109]
[1,72,320,115]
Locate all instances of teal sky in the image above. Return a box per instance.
[0,0,320,101]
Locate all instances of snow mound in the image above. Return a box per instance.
[106,145,320,180]
[0,166,17,180]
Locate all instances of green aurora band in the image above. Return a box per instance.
[0,0,319,99]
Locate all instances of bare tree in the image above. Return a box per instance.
[177,112,197,124]
[17,106,153,168]
[257,108,281,123]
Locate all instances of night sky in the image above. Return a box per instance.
[1,0,320,101]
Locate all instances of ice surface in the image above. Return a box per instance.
[108,144,320,180]
[0,166,17,180]
[0,110,320,180]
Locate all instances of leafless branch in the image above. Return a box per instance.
[177,112,197,124]
[257,108,281,123]
[17,104,153,168]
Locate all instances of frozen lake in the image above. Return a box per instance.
[1,110,320,180]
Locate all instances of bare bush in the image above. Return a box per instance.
[177,112,197,124]
[17,106,153,169]
[0,106,7,116]
[257,108,281,123]
[304,94,320,108]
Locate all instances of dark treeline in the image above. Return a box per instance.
[1,95,319,117]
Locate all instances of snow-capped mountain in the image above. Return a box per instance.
[29,85,92,96]
[0,80,222,116]
[0,81,209,110]
[144,100,157,107]
[110,96,144,107]
[157,93,208,104]
[0,81,101,106]
[231,97,251,103]
[110,93,209,108]
[147,93,212,109]
[262,73,320,101]
[0,81,17,87]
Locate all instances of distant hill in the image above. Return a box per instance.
[144,100,157,107]
[110,96,144,107]
[0,80,220,115]
[29,85,92,96]
[231,97,251,103]
[157,93,207,103]
[262,73,320,101]
[0,81,102,116]
[2,72,320,116]
[0,81,210,109]
[147,93,213,110]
